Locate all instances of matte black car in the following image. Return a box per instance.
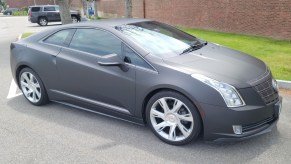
[3,8,18,15]
[10,19,282,145]
[28,5,81,26]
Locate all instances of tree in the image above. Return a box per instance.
[125,0,132,18]
[57,0,72,25]
[94,0,99,18]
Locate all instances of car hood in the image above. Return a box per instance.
[162,43,268,88]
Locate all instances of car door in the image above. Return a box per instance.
[53,6,61,21]
[56,28,136,115]
[43,6,58,21]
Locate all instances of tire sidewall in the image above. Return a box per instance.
[146,91,202,145]
[38,17,47,26]
[19,68,48,106]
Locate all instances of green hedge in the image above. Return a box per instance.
[12,11,28,16]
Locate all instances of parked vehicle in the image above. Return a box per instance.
[10,19,282,145]
[28,5,81,26]
[3,8,18,15]
[0,5,4,13]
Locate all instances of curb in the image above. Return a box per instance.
[278,80,291,90]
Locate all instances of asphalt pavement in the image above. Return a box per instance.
[0,17,291,164]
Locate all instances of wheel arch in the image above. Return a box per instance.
[15,64,31,87]
[38,16,48,21]
[15,64,42,88]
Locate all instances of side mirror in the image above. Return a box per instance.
[98,53,129,72]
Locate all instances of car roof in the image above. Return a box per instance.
[29,5,58,7]
[66,18,152,28]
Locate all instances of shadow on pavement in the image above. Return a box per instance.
[6,96,281,163]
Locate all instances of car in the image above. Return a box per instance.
[28,5,81,26]
[3,8,18,15]
[0,5,4,13]
[10,19,282,145]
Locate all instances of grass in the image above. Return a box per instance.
[21,28,291,80]
[180,28,291,81]
[21,32,33,38]
[88,16,103,20]
[12,11,28,16]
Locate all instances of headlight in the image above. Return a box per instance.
[191,74,246,107]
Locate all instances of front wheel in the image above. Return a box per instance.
[146,91,202,145]
[71,16,78,23]
[19,68,49,106]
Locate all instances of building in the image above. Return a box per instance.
[6,0,55,8]
[4,0,291,40]
[96,0,291,40]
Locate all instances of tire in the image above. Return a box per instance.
[38,17,48,26]
[146,91,201,145]
[19,68,49,106]
[71,16,78,23]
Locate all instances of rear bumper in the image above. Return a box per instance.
[29,17,38,23]
[201,96,282,142]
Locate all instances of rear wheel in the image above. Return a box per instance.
[19,68,49,106]
[38,17,48,26]
[146,91,201,145]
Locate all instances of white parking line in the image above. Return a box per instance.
[7,79,22,99]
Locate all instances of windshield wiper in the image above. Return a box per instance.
[180,41,208,55]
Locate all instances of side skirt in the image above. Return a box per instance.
[51,100,145,126]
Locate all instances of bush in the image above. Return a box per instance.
[12,11,28,16]
[20,7,29,12]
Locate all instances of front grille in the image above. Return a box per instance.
[253,78,279,105]
[242,116,275,133]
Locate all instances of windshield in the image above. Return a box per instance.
[116,21,202,58]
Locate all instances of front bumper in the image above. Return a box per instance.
[201,96,282,142]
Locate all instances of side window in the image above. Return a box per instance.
[69,29,122,56]
[123,45,153,70]
[44,29,75,46]
[44,6,56,11]
[31,7,41,12]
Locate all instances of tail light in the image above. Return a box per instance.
[28,11,31,17]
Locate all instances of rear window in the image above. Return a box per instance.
[31,7,41,12]
[44,29,75,46]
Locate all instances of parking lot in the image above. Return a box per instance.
[0,16,291,163]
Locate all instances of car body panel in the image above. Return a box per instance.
[10,19,281,142]
[163,43,267,88]
[55,47,136,115]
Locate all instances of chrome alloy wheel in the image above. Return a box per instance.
[150,97,194,142]
[20,72,41,103]
[39,18,47,26]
